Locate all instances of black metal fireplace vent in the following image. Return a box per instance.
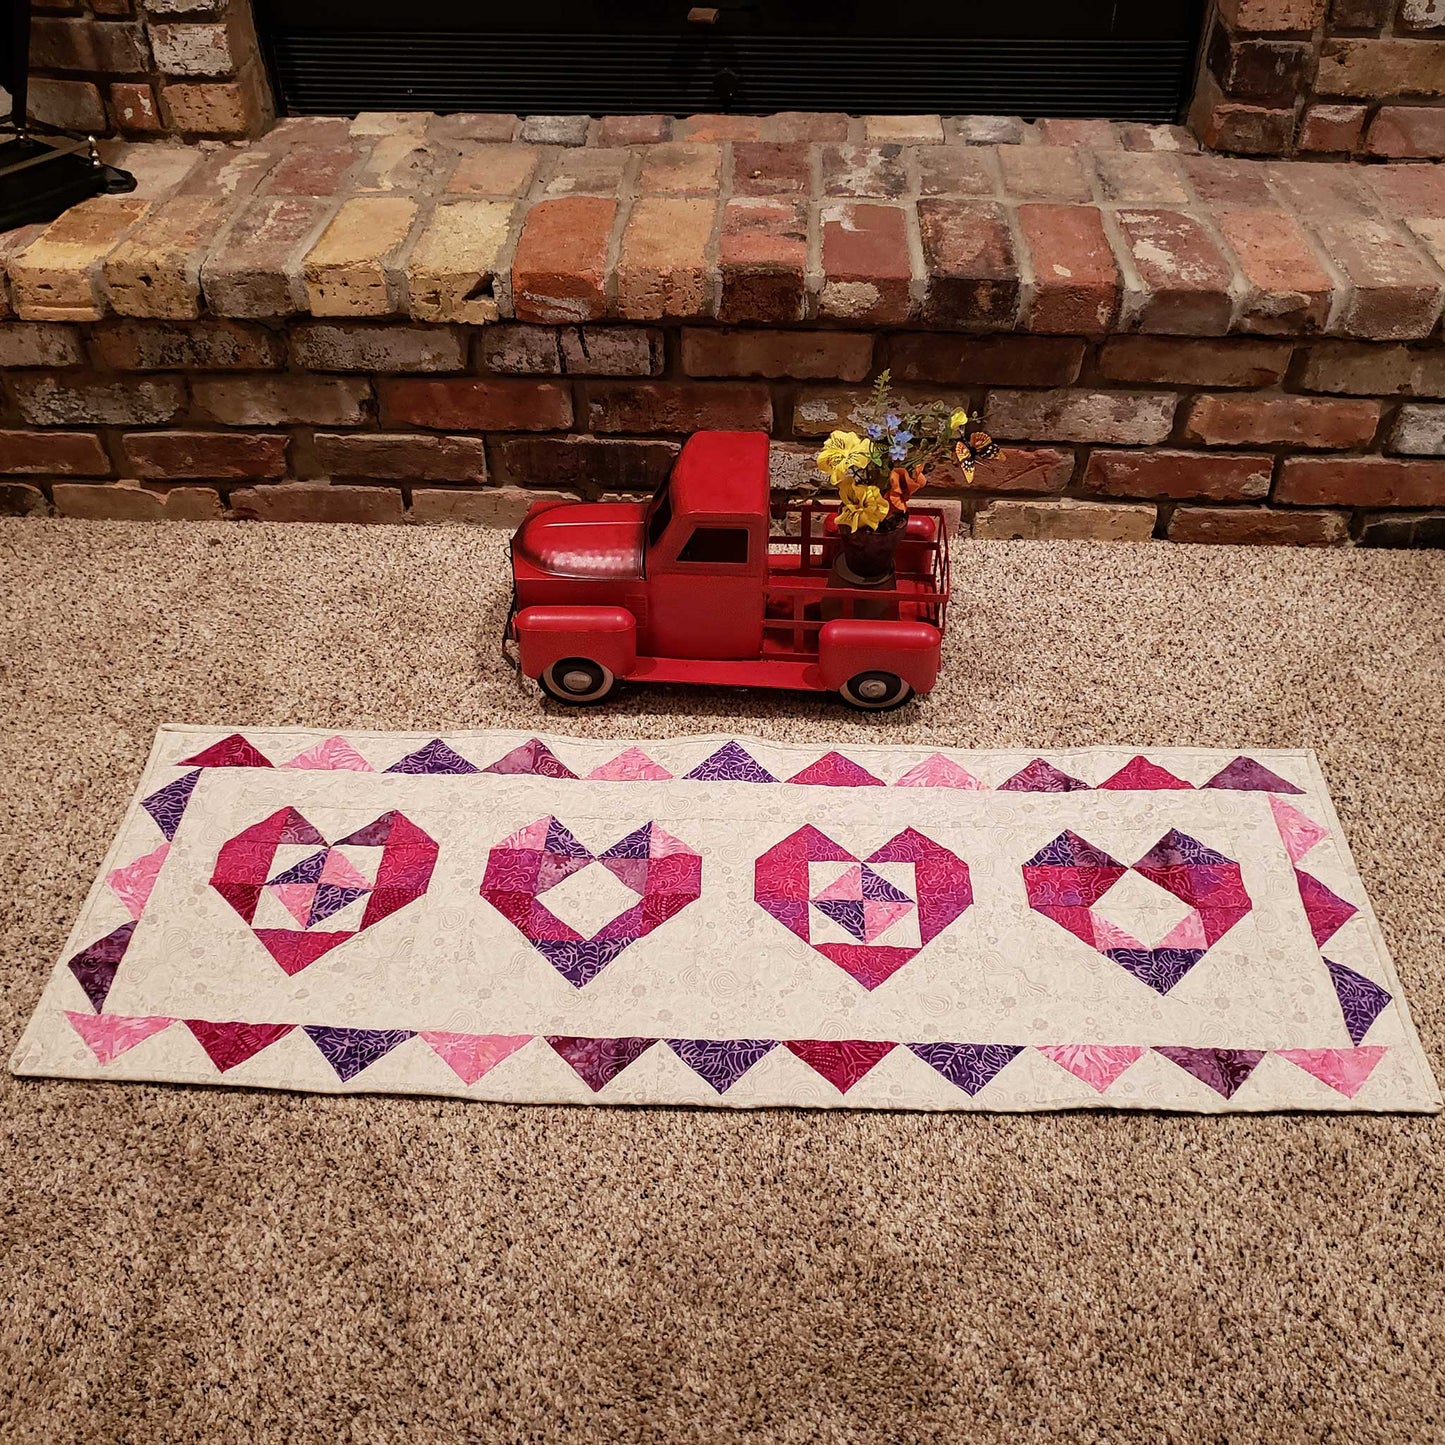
[255,3,1206,123]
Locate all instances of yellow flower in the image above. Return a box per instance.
[949,408,971,434]
[816,429,871,479]
[837,483,891,532]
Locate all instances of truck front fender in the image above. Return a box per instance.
[818,620,942,694]
[513,606,638,680]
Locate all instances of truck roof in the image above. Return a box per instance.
[670,431,770,519]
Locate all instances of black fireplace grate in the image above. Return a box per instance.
[261,32,1201,123]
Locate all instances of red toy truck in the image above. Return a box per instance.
[505,431,949,711]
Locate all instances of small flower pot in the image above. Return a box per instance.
[837,515,906,583]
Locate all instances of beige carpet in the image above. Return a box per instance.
[1,518,1442,1443]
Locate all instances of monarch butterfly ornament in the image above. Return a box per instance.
[955,428,1003,483]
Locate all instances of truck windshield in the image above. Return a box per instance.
[646,485,672,550]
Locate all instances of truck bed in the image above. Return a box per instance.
[758,501,950,661]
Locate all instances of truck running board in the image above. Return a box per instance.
[627,656,824,692]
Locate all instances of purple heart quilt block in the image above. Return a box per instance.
[480,817,704,987]
[1022,827,1252,993]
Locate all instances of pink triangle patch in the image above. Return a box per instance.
[784,1039,896,1093]
[1038,1044,1145,1093]
[268,882,319,927]
[892,754,986,790]
[106,842,170,920]
[1276,1046,1387,1098]
[177,734,273,768]
[66,1011,173,1065]
[1269,795,1328,864]
[814,864,863,902]
[420,1031,532,1085]
[787,752,885,787]
[320,850,370,889]
[1295,869,1358,947]
[280,736,373,771]
[586,747,673,781]
[1097,756,1193,791]
[252,928,356,975]
[862,900,913,942]
[185,1020,296,1072]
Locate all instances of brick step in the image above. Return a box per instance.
[0,118,1441,338]
[0,115,1441,544]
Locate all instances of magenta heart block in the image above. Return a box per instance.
[211,807,439,975]
[1021,827,1252,994]
[754,824,973,989]
[480,816,704,988]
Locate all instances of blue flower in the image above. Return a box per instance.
[866,424,883,440]
[894,429,912,445]
[884,412,901,432]
[888,442,908,462]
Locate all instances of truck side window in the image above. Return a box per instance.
[677,527,749,565]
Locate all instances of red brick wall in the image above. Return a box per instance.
[1194,0,1445,158]
[3,316,1442,545]
[23,0,271,140]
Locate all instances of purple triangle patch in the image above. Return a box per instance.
[335,811,398,846]
[1103,947,1208,994]
[482,738,577,778]
[141,769,201,841]
[667,1039,777,1093]
[303,1025,416,1082]
[546,1035,657,1092]
[1201,756,1304,794]
[814,898,868,942]
[67,920,137,1012]
[309,884,370,925]
[545,817,593,858]
[386,739,479,774]
[533,938,635,988]
[1324,958,1392,1045]
[684,741,777,783]
[177,734,273,768]
[267,850,327,885]
[907,1042,1024,1096]
[998,758,1090,793]
[1154,1046,1266,1098]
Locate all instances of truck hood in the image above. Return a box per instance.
[512,502,646,581]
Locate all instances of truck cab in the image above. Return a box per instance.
[508,431,949,710]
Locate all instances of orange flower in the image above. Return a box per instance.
[887,465,927,512]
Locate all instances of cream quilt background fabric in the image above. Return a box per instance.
[10,725,1439,1114]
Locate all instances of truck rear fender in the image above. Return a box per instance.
[817,619,942,694]
[513,606,637,680]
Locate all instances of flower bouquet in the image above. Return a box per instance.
[815,370,1002,583]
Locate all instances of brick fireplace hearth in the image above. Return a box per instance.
[1,113,1443,547]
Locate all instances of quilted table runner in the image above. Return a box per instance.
[11,727,1439,1114]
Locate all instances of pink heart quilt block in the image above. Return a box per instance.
[211,807,439,975]
[754,825,973,989]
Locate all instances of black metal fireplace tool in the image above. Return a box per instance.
[0,0,135,231]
